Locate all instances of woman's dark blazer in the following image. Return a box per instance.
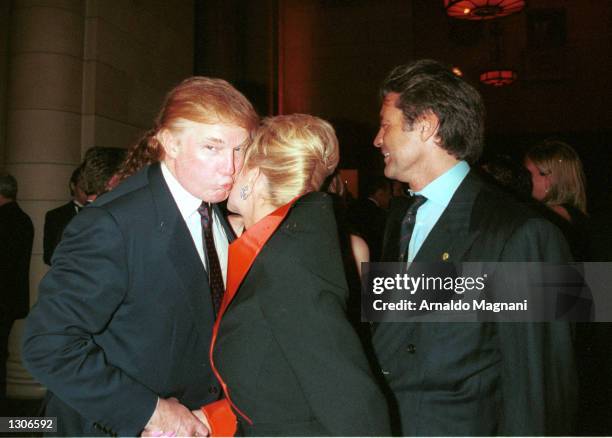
[213,192,390,436]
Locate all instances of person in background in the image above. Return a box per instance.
[197,114,390,436]
[526,140,612,435]
[388,180,409,209]
[348,176,391,261]
[323,171,369,334]
[79,146,128,202]
[524,139,589,261]
[325,171,369,276]
[0,172,34,408]
[22,77,258,437]
[43,167,88,265]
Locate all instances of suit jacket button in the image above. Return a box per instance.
[407,343,416,354]
[208,386,219,394]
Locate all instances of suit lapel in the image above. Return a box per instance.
[148,164,215,339]
[414,171,482,263]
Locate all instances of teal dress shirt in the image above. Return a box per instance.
[407,161,470,262]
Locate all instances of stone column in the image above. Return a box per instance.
[4,0,85,399]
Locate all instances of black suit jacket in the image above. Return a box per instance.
[23,164,232,436]
[214,192,391,436]
[43,201,78,265]
[373,171,577,436]
[0,201,33,320]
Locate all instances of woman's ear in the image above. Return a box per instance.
[247,167,261,186]
[543,173,553,193]
[251,167,269,196]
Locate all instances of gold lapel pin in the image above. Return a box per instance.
[442,252,449,261]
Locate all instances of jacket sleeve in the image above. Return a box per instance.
[256,207,390,436]
[201,399,237,437]
[22,207,158,436]
[496,217,577,435]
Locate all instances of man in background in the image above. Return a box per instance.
[0,172,34,408]
[43,148,126,266]
[78,146,127,202]
[349,177,391,261]
[43,167,88,265]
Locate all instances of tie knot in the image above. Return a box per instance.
[409,194,427,213]
[198,202,212,229]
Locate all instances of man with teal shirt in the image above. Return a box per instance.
[372,59,577,436]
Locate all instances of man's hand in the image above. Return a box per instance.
[141,397,210,437]
[192,409,211,433]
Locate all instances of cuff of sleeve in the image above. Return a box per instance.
[202,399,237,437]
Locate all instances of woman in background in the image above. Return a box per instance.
[524,139,589,260]
[199,114,390,436]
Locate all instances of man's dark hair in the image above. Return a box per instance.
[381,59,485,163]
[0,172,18,199]
[79,147,127,196]
[69,166,82,197]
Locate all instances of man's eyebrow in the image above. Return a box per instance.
[203,136,224,144]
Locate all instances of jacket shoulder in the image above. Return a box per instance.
[471,178,551,231]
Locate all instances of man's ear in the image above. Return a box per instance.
[158,129,179,159]
[418,112,440,143]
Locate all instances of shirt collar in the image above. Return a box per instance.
[414,161,470,206]
[161,161,203,220]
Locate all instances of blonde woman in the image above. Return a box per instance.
[525,139,589,260]
[198,114,390,436]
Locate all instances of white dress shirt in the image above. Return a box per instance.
[161,162,229,285]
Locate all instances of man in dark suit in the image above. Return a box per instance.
[0,173,34,404]
[349,177,391,261]
[371,60,576,436]
[22,77,258,437]
[43,167,87,265]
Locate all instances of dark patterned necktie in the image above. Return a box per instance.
[399,195,427,261]
[198,202,225,317]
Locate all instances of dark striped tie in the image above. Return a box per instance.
[198,202,225,317]
[399,195,427,261]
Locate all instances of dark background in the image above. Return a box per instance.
[194,0,612,213]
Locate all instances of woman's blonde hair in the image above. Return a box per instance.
[116,77,258,181]
[244,114,340,207]
[525,139,587,214]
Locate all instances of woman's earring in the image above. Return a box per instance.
[240,185,250,200]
